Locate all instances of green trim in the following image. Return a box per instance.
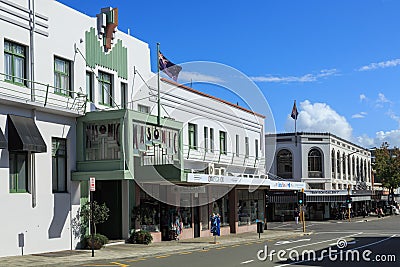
[85,28,128,80]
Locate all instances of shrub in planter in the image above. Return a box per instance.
[127,230,153,245]
[85,233,109,249]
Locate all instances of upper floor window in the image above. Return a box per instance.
[98,71,113,106]
[138,104,150,114]
[336,151,341,174]
[235,134,239,157]
[342,152,346,175]
[121,82,128,109]
[210,128,214,152]
[255,139,259,159]
[331,149,335,173]
[277,149,293,179]
[54,57,72,96]
[9,151,28,193]
[245,137,249,158]
[4,40,26,85]
[204,127,209,152]
[86,71,94,102]
[52,138,67,193]
[188,123,197,149]
[308,148,323,177]
[219,131,227,155]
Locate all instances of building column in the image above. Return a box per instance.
[229,188,238,233]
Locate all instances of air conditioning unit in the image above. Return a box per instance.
[207,163,215,175]
[217,167,226,176]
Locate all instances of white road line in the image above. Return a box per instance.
[240,260,254,264]
[285,232,363,251]
[275,239,311,246]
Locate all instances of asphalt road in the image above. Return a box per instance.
[81,215,400,267]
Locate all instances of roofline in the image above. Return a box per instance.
[266,132,371,152]
[161,78,266,119]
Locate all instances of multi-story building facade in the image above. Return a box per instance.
[265,132,372,220]
[1,0,292,257]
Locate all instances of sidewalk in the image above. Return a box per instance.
[0,229,308,267]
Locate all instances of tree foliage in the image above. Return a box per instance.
[80,201,110,234]
[374,143,400,198]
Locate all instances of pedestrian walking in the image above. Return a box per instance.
[294,208,300,224]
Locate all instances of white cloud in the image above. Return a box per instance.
[284,100,353,140]
[375,93,392,108]
[251,69,338,83]
[358,58,400,71]
[178,71,224,83]
[387,110,400,127]
[352,112,367,119]
[359,94,367,102]
[357,130,400,148]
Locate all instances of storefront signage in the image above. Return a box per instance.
[187,173,305,190]
[305,190,348,196]
[172,186,206,193]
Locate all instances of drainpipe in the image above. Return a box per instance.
[29,0,36,101]
[31,109,37,208]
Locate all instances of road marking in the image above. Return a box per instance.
[285,232,363,251]
[275,238,311,246]
[240,260,254,264]
[179,251,192,255]
[200,249,209,252]
[83,263,128,267]
[245,242,254,245]
[126,258,147,262]
[216,246,226,250]
[329,240,356,246]
[110,263,129,267]
[232,244,241,247]
[155,255,170,258]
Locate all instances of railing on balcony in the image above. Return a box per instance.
[182,144,265,169]
[0,72,87,114]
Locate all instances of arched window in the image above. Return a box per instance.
[308,149,323,178]
[347,155,351,176]
[352,156,355,178]
[331,149,335,174]
[277,149,293,179]
[336,151,341,175]
[356,157,360,178]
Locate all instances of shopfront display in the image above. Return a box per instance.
[238,189,265,226]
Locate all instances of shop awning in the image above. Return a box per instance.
[7,114,47,153]
[0,128,6,149]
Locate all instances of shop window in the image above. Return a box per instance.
[212,195,229,227]
[54,57,72,97]
[238,190,264,226]
[86,71,94,102]
[200,205,209,230]
[9,151,28,193]
[98,71,113,106]
[52,138,67,193]
[140,190,160,232]
[4,40,26,85]
[188,123,197,149]
[179,207,192,229]
[277,149,292,179]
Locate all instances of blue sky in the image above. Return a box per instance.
[58,0,400,148]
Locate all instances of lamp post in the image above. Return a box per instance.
[347,184,351,222]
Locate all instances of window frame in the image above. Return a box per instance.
[245,137,249,158]
[235,134,239,157]
[52,138,67,193]
[204,126,208,152]
[54,56,72,97]
[210,128,214,152]
[98,71,113,106]
[138,104,150,114]
[277,149,293,179]
[219,130,227,155]
[4,40,27,86]
[9,151,28,193]
[188,123,197,150]
[86,71,94,102]
[121,82,128,109]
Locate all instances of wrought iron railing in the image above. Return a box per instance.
[0,72,87,114]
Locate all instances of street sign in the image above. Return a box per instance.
[89,177,96,192]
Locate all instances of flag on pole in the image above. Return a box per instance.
[158,52,182,81]
[291,100,299,120]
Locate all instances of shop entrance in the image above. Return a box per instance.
[194,206,200,238]
[94,180,122,239]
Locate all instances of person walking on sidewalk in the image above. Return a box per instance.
[294,208,300,224]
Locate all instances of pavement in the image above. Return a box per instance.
[0,227,309,267]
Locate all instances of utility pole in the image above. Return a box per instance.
[347,184,351,222]
[302,188,306,233]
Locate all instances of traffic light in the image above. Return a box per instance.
[345,195,352,204]
[297,192,306,205]
[266,194,270,206]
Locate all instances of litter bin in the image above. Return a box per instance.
[281,214,285,222]
[257,221,264,234]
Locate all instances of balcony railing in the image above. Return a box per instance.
[0,72,87,114]
[183,144,265,169]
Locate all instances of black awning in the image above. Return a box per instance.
[0,128,6,149]
[7,114,47,153]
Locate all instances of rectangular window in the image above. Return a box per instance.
[138,104,150,114]
[245,137,249,158]
[255,139,259,159]
[98,71,113,106]
[121,82,127,109]
[86,71,94,102]
[4,40,26,85]
[236,134,239,157]
[188,123,197,149]
[9,151,28,193]
[219,131,227,155]
[210,128,214,152]
[52,138,67,193]
[54,57,72,96]
[204,126,208,152]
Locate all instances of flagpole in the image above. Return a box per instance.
[157,42,161,126]
[294,100,297,146]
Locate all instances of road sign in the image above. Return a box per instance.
[90,177,96,192]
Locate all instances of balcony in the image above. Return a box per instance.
[0,73,87,115]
